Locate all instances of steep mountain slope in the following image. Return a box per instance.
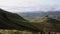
[0,9,40,31]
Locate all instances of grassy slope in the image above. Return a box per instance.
[31,16,60,32]
[0,9,40,32]
[32,17,60,24]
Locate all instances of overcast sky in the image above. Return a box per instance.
[0,0,60,12]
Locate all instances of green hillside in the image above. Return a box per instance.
[0,9,41,32]
[31,16,60,32]
[1,8,60,33]
[32,16,60,24]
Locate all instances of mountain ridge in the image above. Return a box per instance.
[17,11,60,21]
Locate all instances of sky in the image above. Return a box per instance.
[0,0,60,12]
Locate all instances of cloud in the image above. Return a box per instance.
[0,0,60,12]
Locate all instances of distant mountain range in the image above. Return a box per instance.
[17,11,60,21]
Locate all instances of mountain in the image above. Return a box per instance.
[32,16,60,24]
[17,11,46,20]
[17,11,60,21]
[1,8,60,33]
[31,16,60,32]
[46,11,60,20]
[0,8,40,31]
